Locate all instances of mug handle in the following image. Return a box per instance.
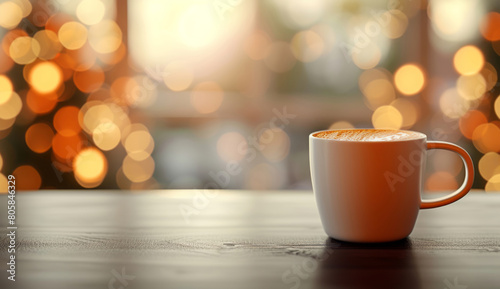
[420,141,474,209]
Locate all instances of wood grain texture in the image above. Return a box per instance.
[0,190,499,289]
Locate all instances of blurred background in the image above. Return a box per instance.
[0,0,499,192]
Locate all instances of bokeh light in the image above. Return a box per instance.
[244,30,271,60]
[54,106,81,136]
[456,73,486,101]
[394,64,425,95]
[259,128,291,162]
[329,121,354,130]
[390,98,419,129]
[88,20,122,54]
[58,21,88,50]
[459,110,487,139]
[479,152,500,181]
[494,96,500,119]
[73,66,105,93]
[352,44,381,70]
[93,122,121,151]
[29,62,63,94]
[33,30,63,60]
[52,132,84,162]
[0,1,23,29]
[453,45,484,76]
[372,105,403,129]
[472,123,500,153]
[123,125,154,161]
[122,155,155,183]
[290,30,325,63]
[0,92,22,120]
[0,75,13,105]
[26,89,58,114]
[13,165,42,190]
[382,10,409,39]
[25,123,54,153]
[264,42,296,73]
[73,147,108,188]
[485,174,500,192]
[163,61,193,92]
[439,88,470,119]
[480,12,500,41]
[76,0,106,25]
[190,81,224,114]
[9,36,40,65]
[217,132,247,162]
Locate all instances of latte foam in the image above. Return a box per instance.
[313,129,424,142]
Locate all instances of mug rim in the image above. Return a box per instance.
[310,128,427,143]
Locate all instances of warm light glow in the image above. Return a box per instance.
[479,152,500,181]
[394,64,425,95]
[163,61,193,92]
[453,45,484,76]
[456,74,486,101]
[58,21,88,50]
[481,62,498,91]
[372,105,403,130]
[124,129,154,161]
[244,30,271,60]
[9,36,40,65]
[29,62,63,94]
[33,30,62,60]
[361,78,396,111]
[73,147,108,188]
[0,75,13,105]
[481,12,500,41]
[264,42,296,73]
[485,174,500,192]
[352,44,381,70]
[0,92,22,120]
[0,1,23,29]
[472,123,500,153]
[494,96,500,119]
[259,128,291,162]
[25,123,54,153]
[390,98,419,129]
[0,174,7,193]
[93,122,121,151]
[329,121,355,130]
[52,133,83,161]
[88,20,122,54]
[459,110,487,139]
[383,10,409,39]
[54,106,81,136]
[217,132,247,162]
[73,66,105,93]
[13,165,42,190]
[26,90,58,115]
[122,155,155,183]
[76,0,106,25]
[290,30,325,63]
[190,81,224,114]
[179,4,218,49]
[439,88,470,119]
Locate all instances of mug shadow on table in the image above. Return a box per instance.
[314,238,421,289]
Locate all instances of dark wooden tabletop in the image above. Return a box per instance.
[1,190,499,289]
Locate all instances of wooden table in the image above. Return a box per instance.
[1,190,499,289]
